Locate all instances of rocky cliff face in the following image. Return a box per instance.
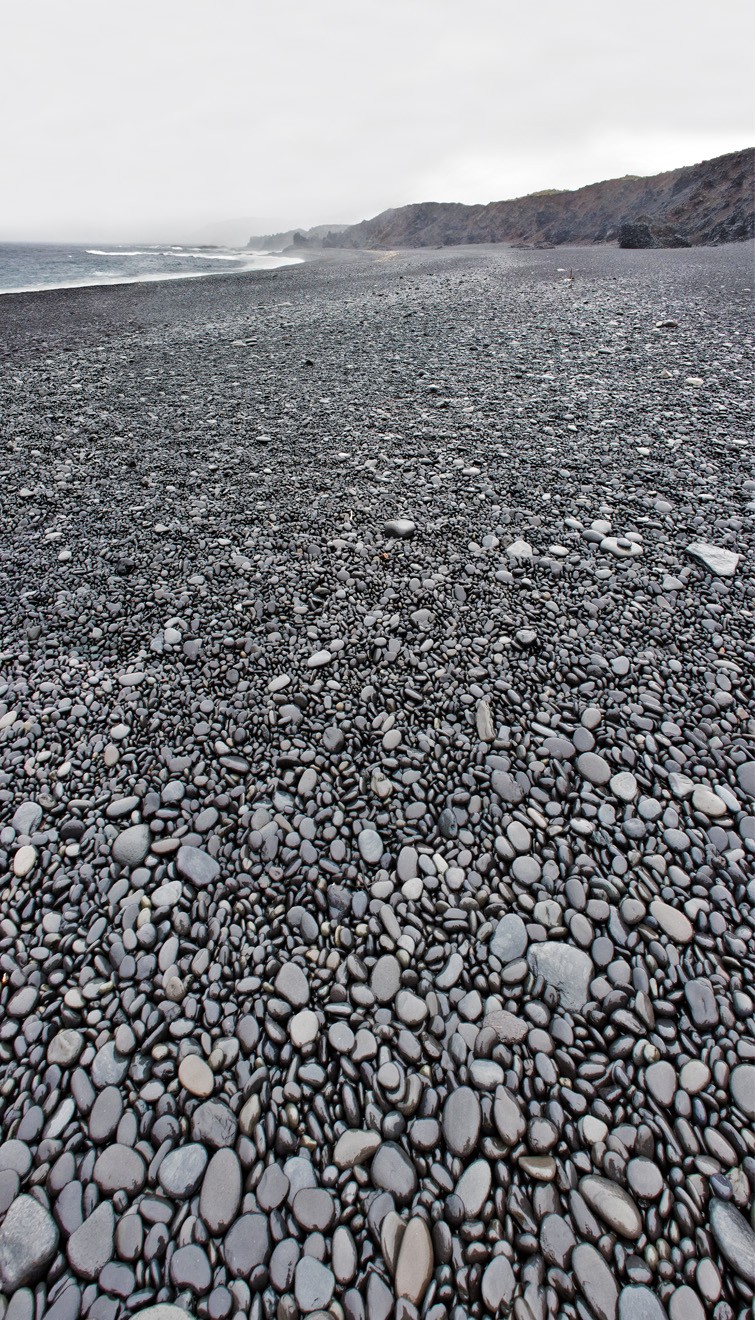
[322,149,754,249]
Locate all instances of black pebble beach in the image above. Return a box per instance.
[0,243,753,1320]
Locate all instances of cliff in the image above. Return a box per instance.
[319,148,754,250]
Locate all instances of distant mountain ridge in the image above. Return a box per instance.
[313,149,753,250]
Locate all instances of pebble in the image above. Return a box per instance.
[0,244,750,1319]
[0,1196,59,1291]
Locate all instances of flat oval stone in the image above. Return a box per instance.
[93,1144,146,1195]
[176,844,220,887]
[649,899,693,943]
[394,1217,434,1305]
[455,1159,492,1217]
[199,1148,242,1235]
[577,752,611,786]
[626,1157,664,1201]
[222,1213,270,1278]
[178,1055,214,1097]
[358,828,383,864]
[709,1197,755,1284]
[333,1130,382,1169]
[572,1242,619,1320]
[158,1144,208,1197]
[490,913,527,962]
[730,1064,755,1120]
[618,1285,668,1320]
[481,1255,515,1311]
[66,1201,115,1280]
[112,824,151,867]
[370,1142,417,1204]
[442,1086,481,1158]
[580,1175,642,1239]
[384,518,416,538]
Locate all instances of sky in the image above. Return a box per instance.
[1,0,752,243]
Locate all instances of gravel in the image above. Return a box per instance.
[0,243,753,1319]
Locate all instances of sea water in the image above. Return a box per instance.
[0,242,302,294]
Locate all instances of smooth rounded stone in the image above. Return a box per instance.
[572,1242,619,1320]
[158,1144,208,1197]
[112,823,151,867]
[626,1158,664,1201]
[709,1197,755,1284]
[306,649,332,668]
[384,518,416,538]
[334,1130,382,1169]
[691,785,727,817]
[178,1055,214,1097]
[394,1217,434,1306]
[577,751,611,786]
[222,1213,270,1277]
[396,845,419,881]
[290,1009,320,1046]
[455,1159,492,1217]
[151,880,182,908]
[738,760,755,798]
[47,1028,84,1067]
[170,1244,212,1293]
[579,1175,642,1240]
[645,1060,676,1106]
[295,1256,335,1312]
[371,1142,418,1204]
[358,828,384,864]
[527,942,594,1012]
[191,1100,237,1149]
[132,1309,194,1320]
[668,1287,704,1320]
[66,1200,115,1280]
[601,535,642,559]
[0,1143,31,1179]
[12,844,37,878]
[396,989,428,1027]
[256,1164,290,1212]
[684,977,719,1027]
[93,1143,146,1195]
[483,1009,527,1044]
[679,1059,710,1094]
[491,770,524,804]
[332,1225,358,1285]
[0,1194,59,1290]
[686,541,740,577]
[618,1286,668,1320]
[293,1188,336,1232]
[371,954,401,1003]
[274,960,310,1008]
[494,1088,526,1145]
[611,771,638,802]
[469,1059,504,1089]
[12,801,42,835]
[540,1213,576,1268]
[200,1149,242,1235]
[481,1255,516,1312]
[442,1086,481,1158]
[649,899,693,944]
[490,913,527,962]
[730,1064,755,1119]
[176,844,220,887]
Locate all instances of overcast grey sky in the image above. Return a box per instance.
[1,0,752,242]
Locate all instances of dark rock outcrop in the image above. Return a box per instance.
[619,218,691,248]
[319,148,753,250]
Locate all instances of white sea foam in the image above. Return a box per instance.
[0,253,303,296]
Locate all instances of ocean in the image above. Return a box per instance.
[0,242,302,295]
